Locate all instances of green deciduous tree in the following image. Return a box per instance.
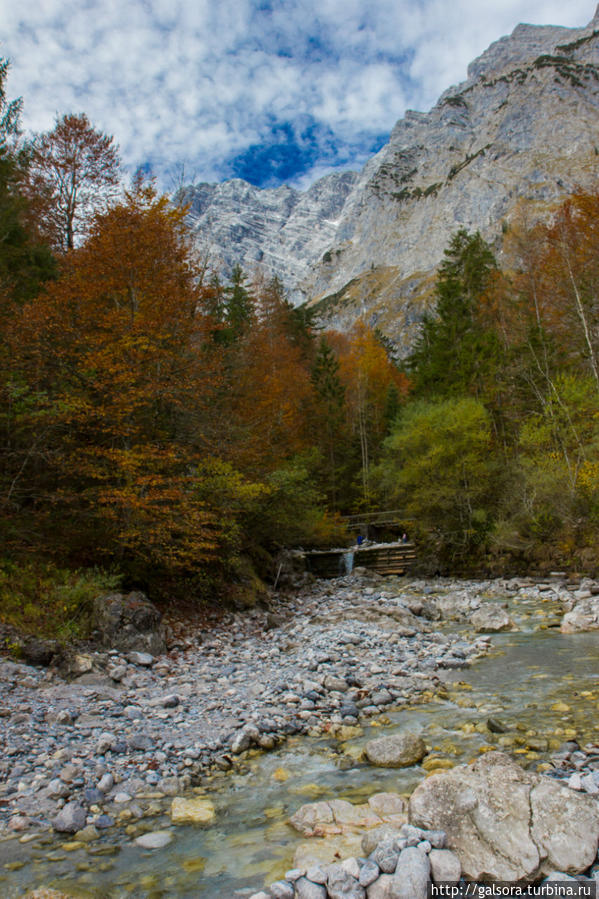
[377,396,496,557]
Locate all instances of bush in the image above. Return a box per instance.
[0,559,120,641]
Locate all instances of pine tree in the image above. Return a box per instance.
[408,229,499,398]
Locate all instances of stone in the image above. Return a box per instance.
[340,857,361,880]
[428,848,461,883]
[170,796,215,825]
[294,877,327,899]
[365,875,396,899]
[127,651,154,667]
[270,881,294,899]
[409,751,599,881]
[46,778,70,799]
[327,863,366,899]
[134,829,173,849]
[561,596,599,633]
[128,733,154,751]
[370,839,400,874]
[470,604,517,633]
[361,826,404,856]
[306,866,328,884]
[97,732,117,755]
[289,800,335,835]
[365,733,427,768]
[391,847,430,899]
[52,801,87,833]
[97,772,114,793]
[93,591,165,655]
[359,859,380,887]
[367,792,406,822]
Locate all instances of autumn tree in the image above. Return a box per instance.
[226,275,314,477]
[5,179,230,587]
[24,113,120,252]
[331,322,406,504]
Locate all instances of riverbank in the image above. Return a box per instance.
[2,570,599,896]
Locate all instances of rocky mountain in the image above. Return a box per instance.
[179,171,358,303]
[183,7,599,353]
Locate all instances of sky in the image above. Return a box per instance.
[0,1,595,190]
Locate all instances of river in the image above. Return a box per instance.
[1,585,598,898]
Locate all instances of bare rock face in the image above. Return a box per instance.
[92,591,166,655]
[180,171,358,304]
[183,9,599,353]
[408,751,599,881]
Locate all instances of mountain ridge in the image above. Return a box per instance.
[182,7,599,351]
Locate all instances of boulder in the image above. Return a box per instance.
[365,733,427,768]
[561,596,599,633]
[92,591,165,654]
[294,878,327,899]
[470,604,516,632]
[18,636,62,667]
[290,799,382,837]
[391,847,430,899]
[409,751,599,881]
[433,592,480,621]
[428,848,461,883]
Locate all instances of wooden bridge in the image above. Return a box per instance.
[341,508,408,529]
[304,540,416,579]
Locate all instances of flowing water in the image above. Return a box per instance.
[2,588,599,898]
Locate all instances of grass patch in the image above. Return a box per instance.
[0,559,121,642]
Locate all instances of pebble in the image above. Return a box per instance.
[0,571,581,839]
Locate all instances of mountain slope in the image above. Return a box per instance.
[183,7,599,352]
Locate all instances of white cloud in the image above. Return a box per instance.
[0,0,595,187]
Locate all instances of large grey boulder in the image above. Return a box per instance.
[428,848,461,883]
[470,603,516,632]
[561,596,599,633]
[391,847,430,899]
[92,591,165,654]
[365,733,427,768]
[433,592,480,621]
[409,751,599,881]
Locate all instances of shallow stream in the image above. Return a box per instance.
[2,588,599,898]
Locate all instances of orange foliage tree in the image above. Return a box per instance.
[24,113,121,252]
[225,276,314,477]
[328,321,407,503]
[7,179,229,583]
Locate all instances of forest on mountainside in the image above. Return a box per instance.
[1,58,599,642]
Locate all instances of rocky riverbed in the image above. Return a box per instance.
[2,569,599,896]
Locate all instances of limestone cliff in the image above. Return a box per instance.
[183,7,599,353]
